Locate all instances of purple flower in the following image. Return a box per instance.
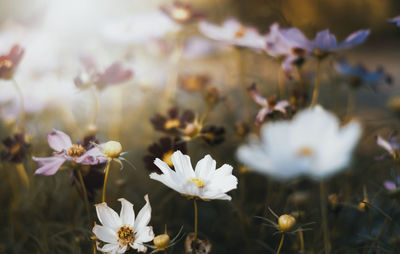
[384,175,400,193]
[32,129,106,176]
[198,18,266,50]
[388,16,400,27]
[376,133,400,160]
[248,83,290,125]
[312,29,370,57]
[74,55,133,90]
[264,23,312,72]
[334,59,392,89]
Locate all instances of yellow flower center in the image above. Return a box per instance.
[0,59,12,68]
[117,225,135,246]
[171,7,191,22]
[162,151,174,167]
[188,177,205,188]
[67,144,86,158]
[164,119,181,130]
[234,26,247,38]
[296,147,313,157]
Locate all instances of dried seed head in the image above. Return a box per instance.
[104,141,122,158]
[153,234,170,250]
[278,214,296,232]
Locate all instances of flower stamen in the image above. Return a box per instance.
[67,144,86,158]
[164,119,181,130]
[188,177,205,188]
[117,225,135,246]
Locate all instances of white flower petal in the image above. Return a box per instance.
[135,226,155,243]
[118,198,135,227]
[194,154,216,180]
[93,224,118,244]
[95,203,122,231]
[134,195,152,233]
[97,243,119,253]
[131,242,147,253]
[171,150,195,179]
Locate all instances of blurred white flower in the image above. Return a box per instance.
[237,105,361,180]
[198,18,265,50]
[93,195,154,253]
[102,11,180,45]
[150,150,238,200]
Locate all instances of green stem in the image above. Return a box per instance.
[278,65,285,99]
[194,199,198,240]
[299,229,305,253]
[276,234,285,254]
[345,88,355,122]
[16,163,29,188]
[12,78,26,132]
[102,159,112,203]
[310,59,322,107]
[320,181,331,254]
[90,87,99,128]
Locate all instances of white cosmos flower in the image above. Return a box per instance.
[150,151,238,201]
[93,195,154,253]
[237,105,361,180]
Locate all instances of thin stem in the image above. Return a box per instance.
[165,34,184,103]
[12,78,26,132]
[345,88,355,122]
[16,163,29,188]
[320,181,331,254]
[102,159,112,203]
[278,65,285,99]
[193,199,198,240]
[76,169,92,223]
[76,169,97,254]
[235,47,250,121]
[90,87,99,128]
[298,229,305,253]
[276,234,285,254]
[310,59,322,107]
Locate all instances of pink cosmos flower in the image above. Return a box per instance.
[74,55,133,90]
[0,44,24,80]
[198,18,266,50]
[264,23,312,72]
[388,16,400,27]
[248,83,290,125]
[32,129,107,176]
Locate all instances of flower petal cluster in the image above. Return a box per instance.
[150,151,237,200]
[237,106,361,180]
[93,195,154,253]
[32,129,106,175]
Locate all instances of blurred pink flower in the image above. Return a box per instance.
[32,129,106,175]
[0,45,24,80]
[198,18,266,50]
[248,83,290,125]
[388,15,400,27]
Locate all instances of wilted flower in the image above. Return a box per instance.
[312,29,370,58]
[248,83,290,124]
[143,137,187,173]
[388,16,400,27]
[264,23,312,71]
[0,44,24,80]
[150,107,195,134]
[237,105,361,180]
[93,195,154,253]
[150,150,238,200]
[160,1,204,24]
[185,233,212,254]
[200,125,225,146]
[376,133,400,160]
[198,18,266,50]
[334,59,392,89]
[1,133,30,163]
[32,129,106,175]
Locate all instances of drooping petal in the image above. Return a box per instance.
[134,195,152,233]
[46,129,72,152]
[95,203,122,230]
[131,242,147,253]
[337,29,370,50]
[97,243,119,253]
[118,198,135,227]
[92,224,118,243]
[33,156,66,175]
[377,135,395,156]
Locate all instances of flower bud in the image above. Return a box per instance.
[358,198,369,212]
[153,234,170,250]
[278,214,296,232]
[183,123,199,138]
[104,141,122,158]
[87,123,98,135]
